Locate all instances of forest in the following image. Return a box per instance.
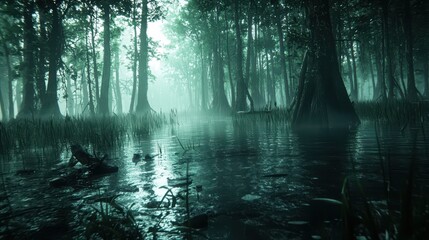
[0,0,427,121]
[0,0,429,239]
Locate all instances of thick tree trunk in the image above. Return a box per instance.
[234,0,246,111]
[41,5,62,117]
[292,0,359,128]
[98,3,111,115]
[129,0,138,113]
[274,0,290,105]
[18,0,36,118]
[211,7,230,113]
[136,0,151,113]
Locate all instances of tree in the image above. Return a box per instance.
[234,0,246,111]
[135,0,151,113]
[17,0,36,118]
[129,0,138,113]
[292,0,360,128]
[273,0,290,106]
[98,2,111,114]
[40,0,63,116]
[403,0,418,101]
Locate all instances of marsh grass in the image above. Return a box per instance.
[337,122,429,239]
[0,113,167,154]
[355,100,429,124]
[233,109,291,124]
[85,198,143,239]
[231,100,429,125]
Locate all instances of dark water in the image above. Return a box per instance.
[1,117,428,239]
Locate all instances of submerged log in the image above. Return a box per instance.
[68,144,117,174]
[50,145,118,188]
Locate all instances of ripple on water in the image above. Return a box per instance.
[1,118,428,239]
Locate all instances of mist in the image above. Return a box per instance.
[0,0,428,239]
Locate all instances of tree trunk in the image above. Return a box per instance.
[41,4,62,117]
[345,46,354,99]
[36,2,47,109]
[18,0,36,118]
[66,75,74,115]
[98,3,111,115]
[292,0,359,128]
[382,0,395,100]
[15,72,22,113]
[3,43,14,119]
[250,9,263,108]
[274,0,290,106]
[225,15,235,109]
[234,0,246,111]
[200,46,208,111]
[129,0,138,113]
[136,0,151,113]
[374,46,386,100]
[350,41,359,101]
[90,12,100,106]
[211,6,230,113]
[264,32,276,104]
[0,81,5,120]
[81,68,89,114]
[114,46,123,114]
[369,54,376,100]
[85,18,95,116]
[404,0,418,101]
[424,50,429,98]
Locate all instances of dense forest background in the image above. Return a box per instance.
[0,0,428,121]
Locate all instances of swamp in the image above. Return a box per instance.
[1,0,429,239]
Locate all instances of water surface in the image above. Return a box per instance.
[1,117,428,239]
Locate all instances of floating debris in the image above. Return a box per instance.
[241,194,261,201]
[132,153,142,164]
[167,177,192,188]
[144,153,159,161]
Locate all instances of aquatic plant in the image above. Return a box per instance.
[0,113,166,154]
[355,100,429,124]
[337,123,429,239]
[85,196,143,240]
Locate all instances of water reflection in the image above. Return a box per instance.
[1,118,428,239]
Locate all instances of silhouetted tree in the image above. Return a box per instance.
[292,0,360,128]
